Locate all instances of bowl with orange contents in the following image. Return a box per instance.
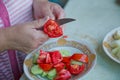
[24,38,96,80]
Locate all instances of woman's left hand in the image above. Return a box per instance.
[33,0,65,20]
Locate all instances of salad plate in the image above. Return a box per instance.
[24,38,96,80]
[103,27,120,64]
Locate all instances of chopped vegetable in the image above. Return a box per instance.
[31,50,88,80]
[113,30,120,40]
[68,64,85,75]
[44,19,63,38]
[71,53,89,63]
[110,40,120,48]
[47,69,57,80]
[54,62,65,72]
[60,49,71,57]
[31,65,43,75]
[71,60,83,65]
[55,69,71,80]
[39,63,53,71]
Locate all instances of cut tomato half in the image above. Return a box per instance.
[39,63,53,71]
[44,19,63,38]
[71,53,88,63]
[54,62,65,72]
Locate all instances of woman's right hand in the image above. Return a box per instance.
[3,17,49,53]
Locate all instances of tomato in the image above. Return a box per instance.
[68,64,85,75]
[63,35,68,38]
[39,63,53,71]
[71,53,89,63]
[44,19,63,38]
[50,50,62,64]
[54,69,71,80]
[54,62,65,72]
[46,53,52,63]
[62,56,71,63]
[37,50,48,63]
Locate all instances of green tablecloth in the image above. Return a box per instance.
[64,0,120,80]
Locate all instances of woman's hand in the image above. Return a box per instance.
[2,17,49,53]
[33,0,65,20]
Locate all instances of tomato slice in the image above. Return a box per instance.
[46,53,52,63]
[68,64,85,75]
[37,50,49,63]
[62,56,71,63]
[39,63,53,71]
[44,19,63,38]
[50,50,62,64]
[55,69,71,80]
[54,62,65,72]
[71,53,88,63]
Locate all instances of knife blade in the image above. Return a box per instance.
[55,18,76,25]
[36,18,75,30]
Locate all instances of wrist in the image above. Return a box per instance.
[1,27,18,50]
[0,28,10,51]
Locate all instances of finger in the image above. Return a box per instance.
[38,31,49,43]
[33,16,49,28]
[52,3,65,19]
[43,9,55,20]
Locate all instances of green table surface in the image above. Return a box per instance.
[64,0,120,80]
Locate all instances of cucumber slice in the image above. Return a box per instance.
[47,76,54,80]
[31,65,43,75]
[60,49,71,57]
[41,72,48,77]
[111,47,120,54]
[33,53,39,64]
[71,60,83,65]
[47,69,56,80]
[110,40,120,48]
[113,31,120,40]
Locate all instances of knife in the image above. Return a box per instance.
[36,18,75,30]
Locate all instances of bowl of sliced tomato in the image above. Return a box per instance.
[24,38,96,80]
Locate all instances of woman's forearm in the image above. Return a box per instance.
[0,28,9,52]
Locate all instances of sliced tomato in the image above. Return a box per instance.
[54,69,71,80]
[46,53,52,63]
[54,62,65,72]
[39,63,53,71]
[50,50,62,64]
[71,53,88,63]
[62,56,71,63]
[68,64,85,75]
[63,35,68,38]
[44,19,63,38]
[37,50,48,63]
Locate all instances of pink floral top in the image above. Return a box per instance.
[0,0,33,80]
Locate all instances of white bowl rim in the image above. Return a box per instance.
[103,27,120,64]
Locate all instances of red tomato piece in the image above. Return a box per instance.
[71,53,89,63]
[54,62,65,72]
[39,63,53,71]
[50,50,62,64]
[68,64,85,75]
[44,19,63,38]
[62,56,71,63]
[46,53,52,63]
[54,69,71,80]
[37,50,49,63]
[63,35,68,38]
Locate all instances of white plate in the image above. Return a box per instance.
[24,38,96,80]
[103,27,120,64]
